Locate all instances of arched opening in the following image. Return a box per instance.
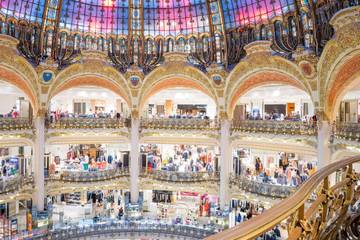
[48,75,131,109]
[0,80,34,120]
[325,53,360,121]
[233,84,314,121]
[49,86,130,121]
[227,71,310,118]
[142,87,217,119]
[139,77,217,117]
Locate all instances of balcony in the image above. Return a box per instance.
[140,170,220,183]
[230,175,296,198]
[0,175,33,194]
[48,168,129,182]
[0,118,32,131]
[47,117,129,129]
[50,220,215,240]
[232,120,317,136]
[140,118,219,131]
[335,122,360,142]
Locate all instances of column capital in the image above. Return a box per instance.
[131,109,139,119]
[219,111,229,121]
[35,108,47,118]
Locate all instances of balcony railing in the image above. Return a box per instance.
[230,175,297,198]
[47,117,129,129]
[140,170,220,182]
[232,120,317,136]
[0,118,32,131]
[0,175,34,194]
[50,220,216,240]
[206,156,360,240]
[48,168,129,182]
[140,118,219,130]
[335,122,360,142]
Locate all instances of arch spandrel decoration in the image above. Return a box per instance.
[318,6,360,119]
[138,61,218,111]
[47,62,132,108]
[225,54,314,118]
[0,35,40,113]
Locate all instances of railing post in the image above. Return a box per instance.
[321,176,329,223]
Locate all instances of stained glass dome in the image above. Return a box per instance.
[0,0,296,37]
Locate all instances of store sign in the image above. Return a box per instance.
[11,218,18,235]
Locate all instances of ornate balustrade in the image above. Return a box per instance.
[0,118,32,131]
[0,175,34,194]
[140,170,220,183]
[335,122,360,142]
[48,168,129,182]
[47,118,129,129]
[206,156,360,240]
[230,175,297,198]
[50,220,215,240]
[140,118,219,131]
[232,120,317,136]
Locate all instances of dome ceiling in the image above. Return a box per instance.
[0,0,295,37]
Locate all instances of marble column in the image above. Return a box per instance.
[219,118,231,209]
[33,115,45,211]
[130,117,140,204]
[317,120,331,169]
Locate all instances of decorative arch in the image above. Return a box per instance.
[138,62,217,111]
[0,35,40,113]
[47,63,132,108]
[318,6,360,119]
[324,52,360,120]
[225,55,313,118]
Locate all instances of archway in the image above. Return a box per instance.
[227,71,312,118]
[233,84,314,121]
[325,53,360,121]
[139,77,218,116]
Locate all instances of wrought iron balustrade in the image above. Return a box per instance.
[47,117,129,129]
[140,118,219,130]
[206,156,360,240]
[232,120,317,136]
[230,175,297,198]
[334,122,360,142]
[50,220,215,240]
[140,170,220,183]
[48,168,129,182]
[0,175,34,194]
[0,118,32,131]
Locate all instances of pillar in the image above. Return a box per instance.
[219,118,231,209]
[33,114,45,211]
[317,120,331,169]
[130,115,140,204]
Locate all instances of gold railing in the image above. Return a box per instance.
[47,117,129,129]
[0,118,32,131]
[47,168,129,182]
[335,122,360,142]
[232,120,317,136]
[140,118,219,130]
[206,156,360,240]
[0,175,34,194]
[230,175,296,198]
[140,169,220,182]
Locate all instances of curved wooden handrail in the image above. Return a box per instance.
[205,156,360,240]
